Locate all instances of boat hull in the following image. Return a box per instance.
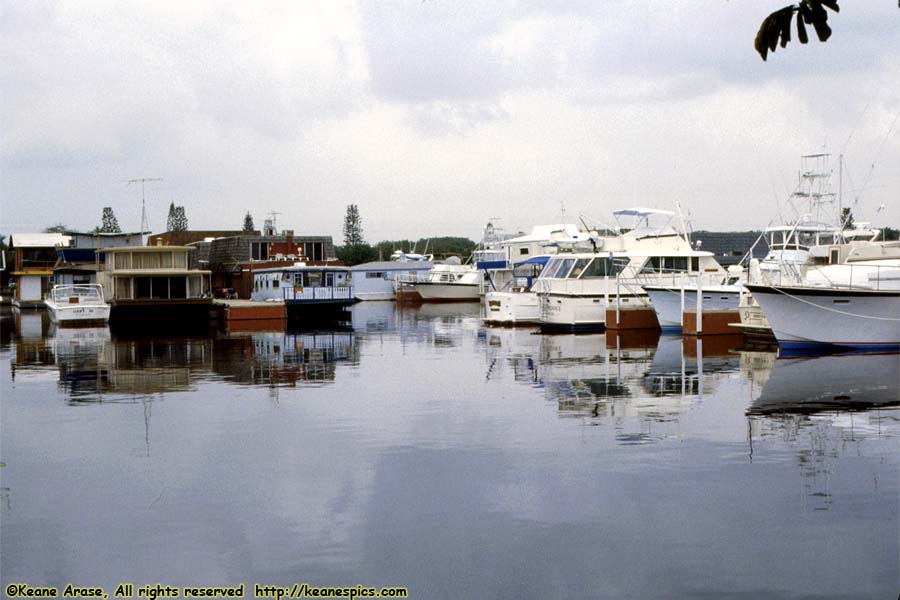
[644,285,741,331]
[410,282,480,302]
[744,284,900,350]
[538,292,607,331]
[483,291,539,325]
[47,302,111,326]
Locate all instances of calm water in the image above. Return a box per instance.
[2,303,898,599]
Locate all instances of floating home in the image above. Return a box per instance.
[96,246,213,326]
[251,264,353,322]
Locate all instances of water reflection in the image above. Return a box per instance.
[214,328,358,387]
[2,305,898,598]
[748,352,900,415]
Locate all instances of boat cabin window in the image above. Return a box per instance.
[767,231,785,249]
[513,262,544,278]
[519,248,529,255]
[546,258,575,278]
[578,257,624,278]
[796,231,817,250]
[568,258,591,278]
[641,257,660,274]
[640,256,698,274]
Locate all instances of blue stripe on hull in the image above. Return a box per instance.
[778,340,900,356]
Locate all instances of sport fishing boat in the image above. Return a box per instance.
[45,284,111,326]
[735,153,880,339]
[745,242,900,351]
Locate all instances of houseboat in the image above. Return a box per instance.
[251,264,353,322]
[96,245,213,326]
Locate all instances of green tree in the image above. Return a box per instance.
[44,223,68,233]
[840,207,854,230]
[167,202,177,231]
[172,206,188,231]
[243,212,255,232]
[336,243,377,266]
[755,0,840,61]
[343,204,364,246]
[100,207,122,233]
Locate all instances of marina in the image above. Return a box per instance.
[3,3,900,595]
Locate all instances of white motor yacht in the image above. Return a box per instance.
[532,208,726,331]
[409,261,482,302]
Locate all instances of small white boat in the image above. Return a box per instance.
[45,284,111,326]
[409,262,481,302]
[483,255,550,326]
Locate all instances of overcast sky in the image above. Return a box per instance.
[2,1,898,243]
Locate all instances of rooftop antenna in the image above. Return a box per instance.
[263,211,282,236]
[126,177,162,238]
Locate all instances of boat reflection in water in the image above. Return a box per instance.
[215,326,358,387]
[56,330,212,402]
[746,352,899,511]
[748,352,900,416]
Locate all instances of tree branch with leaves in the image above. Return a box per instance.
[755,0,840,61]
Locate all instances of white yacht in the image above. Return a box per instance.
[409,261,482,302]
[745,242,900,351]
[735,153,880,338]
[533,208,726,331]
[45,284,111,326]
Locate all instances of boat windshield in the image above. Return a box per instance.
[569,257,629,278]
[51,285,104,303]
[546,257,576,278]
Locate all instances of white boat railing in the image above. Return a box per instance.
[803,263,900,292]
[281,286,354,302]
[628,269,729,289]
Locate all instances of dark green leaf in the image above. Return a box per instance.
[819,0,839,12]
[778,9,793,48]
[796,13,808,44]
[812,16,832,42]
[799,2,814,24]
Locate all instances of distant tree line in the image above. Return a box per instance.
[335,204,477,266]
